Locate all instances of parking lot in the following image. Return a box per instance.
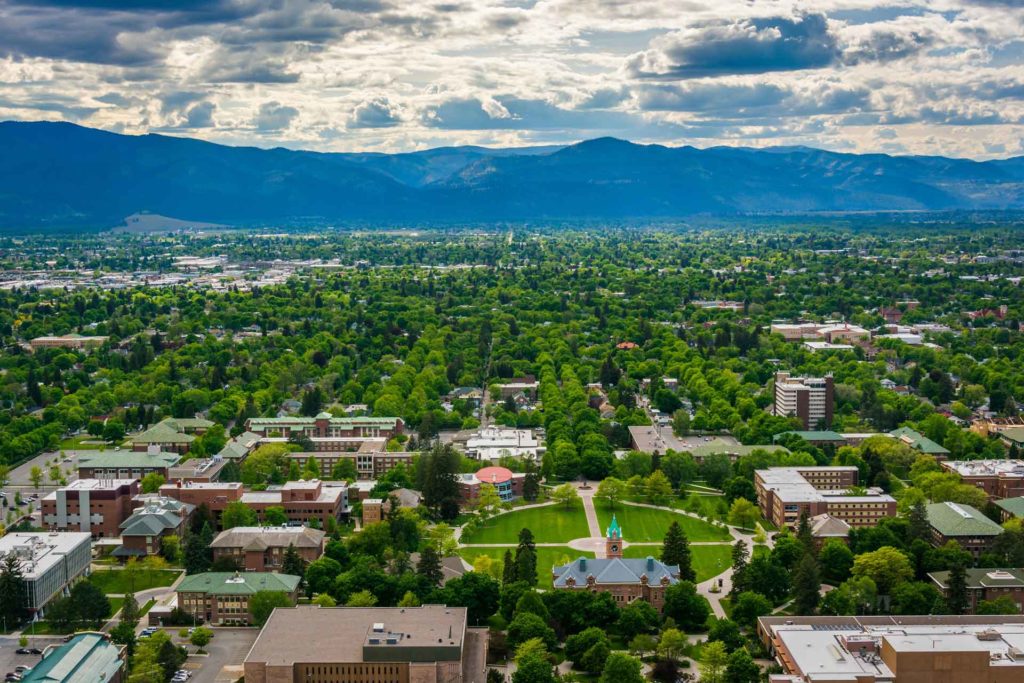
[142,628,257,683]
[0,637,65,680]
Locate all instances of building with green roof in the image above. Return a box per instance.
[130,420,195,454]
[926,501,1004,556]
[690,438,789,461]
[995,496,1024,522]
[78,450,180,479]
[775,430,846,446]
[929,568,1024,614]
[890,426,950,457]
[20,632,124,683]
[177,572,301,625]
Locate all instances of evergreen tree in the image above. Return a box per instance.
[417,545,444,588]
[523,459,540,502]
[282,543,306,581]
[729,540,749,596]
[946,563,969,615]
[0,555,27,630]
[792,553,821,615]
[797,509,815,556]
[515,547,538,587]
[420,445,461,521]
[120,592,140,628]
[502,549,516,585]
[907,500,931,542]
[661,521,696,581]
[184,522,214,575]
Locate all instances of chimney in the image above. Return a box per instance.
[579,558,586,572]
[647,556,654,572]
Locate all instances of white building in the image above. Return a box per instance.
[464,427,544,462]
[774,372,834,430]
[0,532,92,615]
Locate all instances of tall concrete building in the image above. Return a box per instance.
[0,532,92,615]
[774,372,834,429]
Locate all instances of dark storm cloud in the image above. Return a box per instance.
[185,101,216,128]
[627,13,841,79]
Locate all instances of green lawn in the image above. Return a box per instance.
[108,597,124,617]
[460,502,590,544]
[459,545,593,587]
[89,569,181,594]
[58,435,124,450]
[620,543,732,582]
[595,502,730,542]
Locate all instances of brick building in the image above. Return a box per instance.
[131,417,212,454]
[286,445,414,480]
[773,372,834,429]
[210,526,325,572]
[114,497,192,560]
[41,479,139,538]
[941,460,1024,500]
[78,448,180,479]
[755,466,896,530]
[551,517,680,610]
[245,413,404,452]
[929,568,1024,614]
[240,480,348,527]
[159,481,244,526]
[458,466,526,506]
[926,501,1004,557]
[177,572,301,626]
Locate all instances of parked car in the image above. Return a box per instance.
[14,649,30,655]
[5,673,22,682]
[26,649,41,656]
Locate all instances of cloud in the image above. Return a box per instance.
[637,81,871,119]
[348,97,401,128]
[185,101,216,128]
[626,13,840,79]
[254,101,299,131]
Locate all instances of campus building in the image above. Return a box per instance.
[926,501,1004,557]
[755,466,897,530]
[929,568,1024,614]
[130,417,213,454]
[20,632,125,683]
[210,526,325,572]
[240,480,348,527]
[941,460,1024,500]
[244,413,404,451]
[28,334,109,352]
[457,466,525,506]
[78,447,181,479]
[461,426,544,462]
[243,605,488,683]
[177,572,301,626]
[0,532,92,615]
[159,481,244,526]
[114,497,193,560]
[551,517,680,610]
[41,479,139,537]
[286,445,415,480]
[773,372,834,429]
[759,615,1024,683]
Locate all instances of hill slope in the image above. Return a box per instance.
[2,121,1023,228]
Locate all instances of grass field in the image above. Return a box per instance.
[595,502,730,542]
[620,543,732,582]
[58,435,125,450]
[89,569,181,594]
[459,545,593,586]
[460,502,590,544]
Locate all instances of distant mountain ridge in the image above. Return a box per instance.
[2,120,1024,229]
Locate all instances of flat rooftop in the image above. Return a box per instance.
[943,459,1024,478]
[245,605,467,666]
[763,616,1024,679]
[44,478,137,499]
[756,467,894,506]
[0,532,91,580]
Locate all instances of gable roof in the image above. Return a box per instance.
[926,502,1004,537]
[890,426,950,455]
[995,497,1024,518]
[177,572,301,596]
[132,421,195,444]
[79,450,180,470]
[21,633,122,683]
[210,526,326,551]
[552,556,679,588]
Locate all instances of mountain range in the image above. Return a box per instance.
[3,120,1024,229]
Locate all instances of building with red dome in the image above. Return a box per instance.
[458,465,526,506]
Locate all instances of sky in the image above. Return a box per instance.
[1,0,1023,158]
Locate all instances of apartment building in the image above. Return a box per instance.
[210,526,325,572]
[926,501,1004,557]
[930,568,1024,614]
[41,479,139,537]
[245,413,404,452]
[177,572,301,626]
[773,371,834,429]
[941,460,1024,500]
[759,615,1024,683]
[755,466,896,530]
[0,532,92,615]
[243,605,487,683]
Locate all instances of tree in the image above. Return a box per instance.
[419,444,462,521]
[818,539,855,584]
[661,521,696,581]
[550,483,579,508]
[398,591,421,607]
[515,528,538,587]
[616,600,659,640]
[29,466,43,489]
[851,546,913,594]
[346,589,379,607]
[512,638,555,683]
[727,498,759,530]
[0,554,27,629]
[263,506,288,526]
[476,483,503,518]
[596,477,626,509]
[792,553,821,615]
[508,612,557,650]
[159,535,181,564]
[120,592,141,628]
[282,543,306,580]
[700,641,729,683]
[907,500,931,542]
[416,545,444,588]
[331,459,358,481]
[657,627,687,663]
[629,633,657,658]
[514,590,549,621]
[663,580,710,630]
[945,563,969,615]
[189,626,213,653]
[436,572,500,626]
[598,653,643,683]
[523,460,541,502]
[708,618,744,651]
[221,500,258,529]
[250,590,294,625]
[312,593,336,607]
[70,581,110,628]
[978,595,1020,615]
[645,470,673,505]
[110,621,136,659]
[730,591,772,628]
[140,472,165,494]
[725,648,761,683]
[305,557,342,597]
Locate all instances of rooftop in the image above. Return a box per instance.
[776,430,846,442]
[176,572,301,596]
[21,633,123,683]
[552,556,679,588]
[0,532,92,580]
[995,497,1024,518]
[210,526,325,550]
[244,605,467,666]
[926,501,1005,537]
[131,421,195,444]
[79,451,181,469]
[248,416,401,427]
[943,459,1024,478]
[44,478,137,498]
[891,426,951,455]
[930,568,1024,590]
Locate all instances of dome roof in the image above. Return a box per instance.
[476,466,514,485]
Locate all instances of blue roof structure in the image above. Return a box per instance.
[552,556,680,588]
[21,633,123,683]
[607,514,622,539]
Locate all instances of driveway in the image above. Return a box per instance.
[185,628,259,683]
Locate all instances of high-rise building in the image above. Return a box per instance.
[774,372,834,429]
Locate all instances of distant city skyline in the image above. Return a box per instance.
[0,1,1022,158]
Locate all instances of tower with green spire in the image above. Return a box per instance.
[606,514,623,558]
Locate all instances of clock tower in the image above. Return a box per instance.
[606,515,623,559]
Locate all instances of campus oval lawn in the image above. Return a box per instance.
[459,501,590,544]
[459,546,594,587]
[595,501,730,542]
